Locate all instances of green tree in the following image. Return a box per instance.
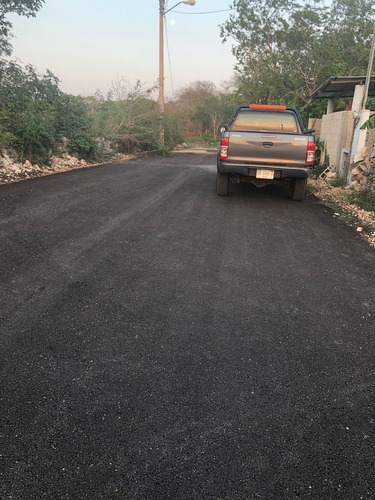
[1,64,59,162]
[173,81,218,137]
[0,61,96,163]
[57,94,95,158]
[220,0,375,113]
[193,94,236,138]
[0,2,99,163]
[0,0,44,55]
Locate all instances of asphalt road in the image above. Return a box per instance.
[1,153,375,500]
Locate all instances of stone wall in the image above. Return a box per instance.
[350,146,375,192]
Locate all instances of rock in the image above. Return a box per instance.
[326,171,336,179]
[0,157,12,167]
[350,180,361,192]
[351,166,362,176]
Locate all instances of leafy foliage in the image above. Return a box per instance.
[220,0,375,113]
[361,114,375,131]
[312,139,330,178]
[0,61,96,163]
[0,0,98,164]
[0,1,185,163]
[88,79,173,156]
[350,190,375,211]
[57,94,95,157]
[330,176,347,187]
[0,0,44,55]
[360,98,375,130]
[167,81,239,140]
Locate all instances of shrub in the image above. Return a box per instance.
[349,190,375,212]
[312,139,330,179]
[0,61,97,164]
[330,176,347,188]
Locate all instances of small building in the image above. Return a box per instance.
[310,76,375,176]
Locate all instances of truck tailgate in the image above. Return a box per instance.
[228,132,308,166]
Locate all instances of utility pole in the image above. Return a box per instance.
[159,0,165,116]
[350,26,375,165]
[362,25,375,110]
[159,0,165,144]
[158,0,196,145]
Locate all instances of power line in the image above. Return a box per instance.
[164,17,175,99]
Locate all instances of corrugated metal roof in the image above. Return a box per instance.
[311,76,375,99]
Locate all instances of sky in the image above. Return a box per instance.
[7,0,237,97]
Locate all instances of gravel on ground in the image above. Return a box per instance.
[308,178,375,248]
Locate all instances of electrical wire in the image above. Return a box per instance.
[164,16,175,99]
[161,3,233,99]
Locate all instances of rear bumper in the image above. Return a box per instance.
[217,161,312,179]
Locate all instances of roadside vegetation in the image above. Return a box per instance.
[0,0,374,169]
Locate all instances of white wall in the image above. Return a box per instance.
[319,111,354,174]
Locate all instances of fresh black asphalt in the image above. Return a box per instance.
[1,153,375,499]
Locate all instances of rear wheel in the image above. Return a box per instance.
[291,178,307,201]
[216,172,229,196]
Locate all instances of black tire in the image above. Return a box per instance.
[216,172,229,196]
[291,178,307,201]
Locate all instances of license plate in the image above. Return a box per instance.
[256,169,274,180]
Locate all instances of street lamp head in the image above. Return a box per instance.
[163,0,196,15]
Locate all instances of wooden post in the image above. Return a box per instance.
[159,0,165,145]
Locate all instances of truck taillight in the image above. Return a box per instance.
[306,142,315,166]
[220,137,229,160]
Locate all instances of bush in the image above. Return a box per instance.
[0,61,97,164]
[330,176,347,188]
[349,190,375,212]
[312,139,329,179]
[88,81,181,157]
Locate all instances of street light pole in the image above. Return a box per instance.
[362,25,375,110]
[158,0,196,144]
[159,0,165,116]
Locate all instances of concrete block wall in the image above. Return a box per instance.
[308,118,322,138]
[319,111,354,174]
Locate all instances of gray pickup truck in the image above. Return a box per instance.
[217,104,315,201]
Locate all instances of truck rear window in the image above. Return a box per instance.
[231,110,299,134]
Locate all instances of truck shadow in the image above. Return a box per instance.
[227,181,293,201]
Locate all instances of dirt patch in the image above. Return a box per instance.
[309,178,375,248]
